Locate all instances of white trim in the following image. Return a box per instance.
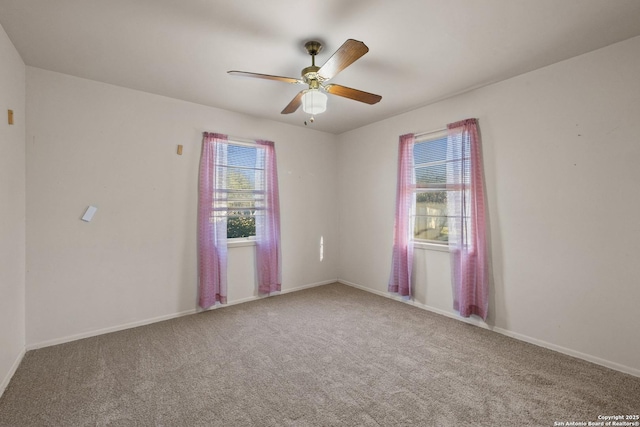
[280,278,337,294]
[26,309,197,351]
[339,278,487,326]
[226,136,259,147]
[337,279,640,378]
[0,347,26,398]
[203,133,261,147]
[227,237,256,248]
[26,279,338,350]
[415,127,447,140]
[414,241,450,252]
[197,279,338,312]
[490,326,640,378]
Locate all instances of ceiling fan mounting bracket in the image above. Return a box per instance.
[304,40,323,57]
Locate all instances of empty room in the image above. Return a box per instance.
[1,1,639,425]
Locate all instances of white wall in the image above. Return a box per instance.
[12,30,640,380]
[338,36,640,375]
[0,23,26,395]
[25,68,338,347]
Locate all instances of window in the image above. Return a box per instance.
[199,132,282,307]
[214,141,265,239]
[412,130,469,244]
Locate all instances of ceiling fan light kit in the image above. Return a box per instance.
[302,89,327,115]
[228,39,381,117]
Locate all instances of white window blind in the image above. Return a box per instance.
[412,131,470,243]
[213,142,265,238]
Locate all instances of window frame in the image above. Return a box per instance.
[412,129,451,247]
[216,138,266,243]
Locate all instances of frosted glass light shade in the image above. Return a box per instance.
[302,89,327,115]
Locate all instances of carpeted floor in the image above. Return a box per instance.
[1,283,638,426]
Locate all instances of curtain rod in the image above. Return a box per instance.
[414,127,447,138]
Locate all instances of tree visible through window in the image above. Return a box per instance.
[217,143,265,239]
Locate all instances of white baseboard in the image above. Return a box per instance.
[281,278,338,294]
[26,309,198,351]
[490,326,640,378]
[338,279,640,378]
[339,279,489,328]
[200,278,338,311]
[0,347,26,399]
[27,278,338,351]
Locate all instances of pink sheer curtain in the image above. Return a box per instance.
[388,133,416,297]
[447,119,489,320]
[255,140,281,294]
[198,132,228,308]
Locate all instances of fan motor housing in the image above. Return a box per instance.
[302,66,321,85]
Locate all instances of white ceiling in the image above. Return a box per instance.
[2,0,640,134]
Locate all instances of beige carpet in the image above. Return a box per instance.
[1,283,638,426]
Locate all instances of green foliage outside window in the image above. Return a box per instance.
[227,170,257,238]
[227,214,255,238]
[416,192,446,204]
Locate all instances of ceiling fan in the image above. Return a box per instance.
[228,39,382,117]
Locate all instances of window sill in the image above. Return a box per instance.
[414,241,450,252]
[228,238,256,248]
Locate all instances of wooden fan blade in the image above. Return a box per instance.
[228,71,302,84]
[281,91,304,114]
[318,39,369,81]
[325,84,381,105]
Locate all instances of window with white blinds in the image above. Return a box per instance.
[214,142,265,238]
[413,130,470,244]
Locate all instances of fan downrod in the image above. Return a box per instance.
[302,41,322,80]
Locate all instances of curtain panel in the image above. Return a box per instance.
[446,118,489,320]
[388,133,416,297]
[198,132,229,308]
[255,140,282,295]
[198,134,282,308]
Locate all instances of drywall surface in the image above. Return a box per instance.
[338,36,640,374]
[25,68,338,346]
[0,23,26,394]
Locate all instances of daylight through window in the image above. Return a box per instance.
[213,142,265,238]
[412,130,470,244]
